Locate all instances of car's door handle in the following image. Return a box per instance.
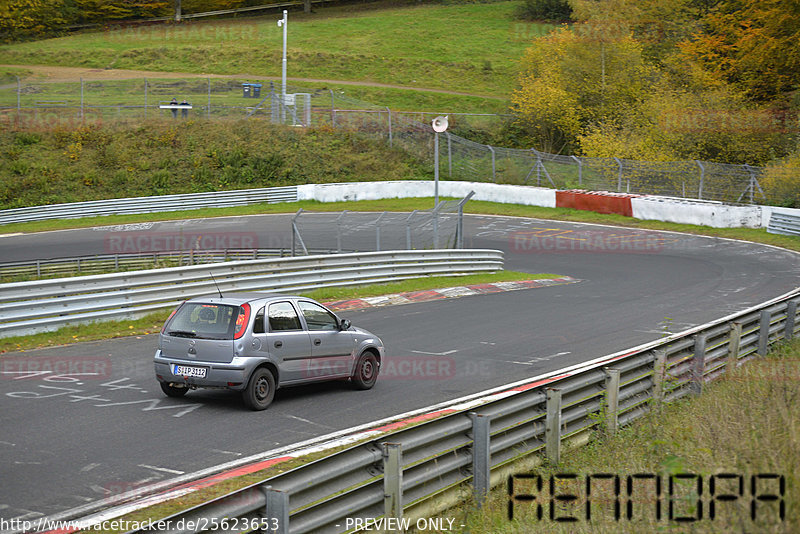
[313,338,321,346]
[274,340,283,348]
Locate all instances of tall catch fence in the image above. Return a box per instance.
[1,77,767,204]
[291,194,473,256]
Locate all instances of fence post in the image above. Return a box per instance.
[604,368,620,435]
[80,77,84,122]
[262,486,289,534]
[571,155,582,186]
[487,145,496,181]
[613,157,623,192]
[143,78,148,119]
[690,334,707,395]
[207,77,211,119]
[785,300,797,341]
[758,309,771,356]
[386,107,392,147]
[330,89,336,127]
[727,322,742,373]
[447,132,452,177]
[652,349,666,403]
[469,412,491,507]
[695,160,705,200]
[545,388,562,465]
[383,442,403,525]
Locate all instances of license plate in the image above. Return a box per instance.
[172,364,207,378]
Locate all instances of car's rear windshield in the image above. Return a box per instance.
[165,303,239,340]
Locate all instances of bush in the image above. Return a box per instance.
[516,0,572,22]
[761,151,800,207]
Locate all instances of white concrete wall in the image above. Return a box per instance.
[298,181,557,208]
[297,180,793,229]
[630,197,763,228]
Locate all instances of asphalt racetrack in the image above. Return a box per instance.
[1,213,798,522]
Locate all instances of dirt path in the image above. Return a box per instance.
[1,64,506,100]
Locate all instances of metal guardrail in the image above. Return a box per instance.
[0,249,503,338]
[120,288,800,534]
[0,248,337,280]
[0,186,298,225]
[767,212,800,237]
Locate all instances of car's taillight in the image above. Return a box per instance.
[234,303,250,339]
[161,307,179,333]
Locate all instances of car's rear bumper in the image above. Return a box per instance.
[154,350,250,390]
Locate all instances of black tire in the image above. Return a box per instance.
[160,382,188,398]
[351,351,379,390]
[242,367,276,411]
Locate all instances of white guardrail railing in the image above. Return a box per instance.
[103,287,798,534]
[0,249,503,338]
[0,186,298,225]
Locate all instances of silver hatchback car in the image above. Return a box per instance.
[154,293,384,410]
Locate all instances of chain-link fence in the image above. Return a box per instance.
[290,194,473,255]
[0,76,768,204]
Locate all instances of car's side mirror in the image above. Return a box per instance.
[340,318,351,330]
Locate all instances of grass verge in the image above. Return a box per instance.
[442,339,800,533]
[0,270,550,354]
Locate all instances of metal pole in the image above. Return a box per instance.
[545,388,562,465]
[785,301,797,341]
[386,107,392,147]
[329,89,335,127]
[695,160,705,199]
[383,442,403,524]
[263,486,289,534]
[614,156,623,191]
[144,78,147,119]
[469,412,491,507]
[434,131,439,206]
[207,78,211,119]
[652,349,666,403]
[16,76,20,126]
[488,145,496,181]
[758,309,771,356]
[80,77,84,122]
[280,10,288,124]
[691,334,707,395]
[447,132,452,177]
[174,0,181,22]
[571,155,582,186]
[727,322,742,374]
[604,368,620,435]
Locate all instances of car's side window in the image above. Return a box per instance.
[253,306,266,334]
[298,301,339,331]
[268,302,302,332]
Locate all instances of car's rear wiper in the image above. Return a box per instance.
[168,330,197,338]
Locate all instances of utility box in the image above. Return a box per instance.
[242,83,262,98]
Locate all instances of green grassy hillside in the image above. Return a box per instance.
[0,120,428,209]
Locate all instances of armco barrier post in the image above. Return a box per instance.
[383,442,403,526]
[469,412,491,508]
[758,310,771,356]
[727,322,742,373]
[604,368,621,435]
[545,388,562,465]
[263,486,289,534]
[652,349,666,403]
[786,300,798,341]
[691,333,707,395]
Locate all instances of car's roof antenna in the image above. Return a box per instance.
[210,272,224,298]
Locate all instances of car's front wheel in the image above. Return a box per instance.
[242,367,276,410]
[351,351,379,390]
[159,382,188,398]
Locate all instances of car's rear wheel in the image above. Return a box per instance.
[242,367,276,410]
[160,382,188,398]
[351,351,379,390]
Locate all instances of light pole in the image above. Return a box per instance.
[277,10,288,122]
[431,115,449,206]
[431,116,448,248]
